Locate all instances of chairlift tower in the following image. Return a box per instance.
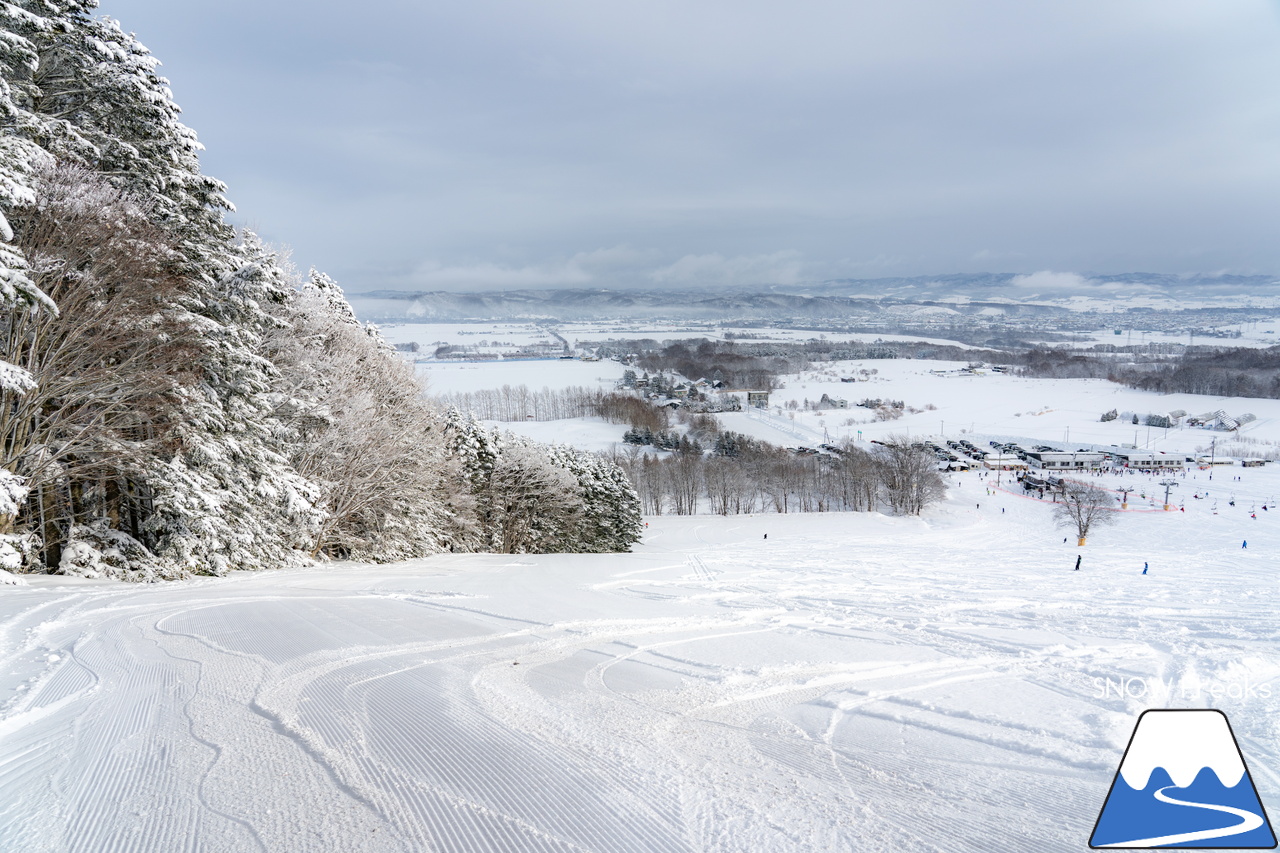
[1158,479,1179,512]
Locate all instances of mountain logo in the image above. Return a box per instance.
[1090,709,1276,848]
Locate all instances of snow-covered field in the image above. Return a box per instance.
[378,320,990,357]
[737,358,1280,454]
[378,317,1280,360]
[3,462,1279,852]
[1060,319,1280,350]
[418,359,627,395]
[484,358,1280,460]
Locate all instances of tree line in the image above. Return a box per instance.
[597,332,1280,403]
[610,434,945,517]
[432,385,606,422]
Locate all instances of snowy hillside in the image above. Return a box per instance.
[3,461,1278,851]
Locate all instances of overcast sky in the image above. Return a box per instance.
[96,0,1280,292]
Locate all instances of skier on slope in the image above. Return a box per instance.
[1074,555,1081,571]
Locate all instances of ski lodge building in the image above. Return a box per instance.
[982,454,1027,471]
[1107,450,1184,470]
[1026,451,1106,471]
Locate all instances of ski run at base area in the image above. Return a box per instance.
[2,458,1278,852]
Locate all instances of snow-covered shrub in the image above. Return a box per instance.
[0,471,37,573]
[58,540,105,579]
[0,534,36,573]
[60,521,182,582]
[0,470,28,526]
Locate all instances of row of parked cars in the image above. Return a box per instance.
[987,440,1064,462]
[943,439,987,462]
[789,443,846,457]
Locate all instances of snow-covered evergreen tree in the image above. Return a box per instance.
[545,443,643,552]
[442,412,642,554]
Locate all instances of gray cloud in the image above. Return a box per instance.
[98,0,1280,291]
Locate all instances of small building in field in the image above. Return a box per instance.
[747,391,770,409]
[818,393,848,409]
[983,454,1028,471]
[1241,459,1268,468]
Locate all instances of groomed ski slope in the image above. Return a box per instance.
[2,466,1278,852]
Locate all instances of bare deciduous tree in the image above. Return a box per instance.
[1054,481,1117,545]
[876,436,946,516]
[2,164,197,568]
[265,276,461,560]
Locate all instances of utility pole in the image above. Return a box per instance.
[1159,479,1179,511]
[1209,437,1216,481]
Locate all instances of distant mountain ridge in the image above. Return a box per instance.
[776,271,1279,301]
[348,272,1280,321]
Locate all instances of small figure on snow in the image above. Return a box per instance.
[1242,540,1247,549]
[1142,562,1148,575]
[1074,555,1082,571]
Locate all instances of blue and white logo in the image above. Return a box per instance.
[1090,709,1276,848]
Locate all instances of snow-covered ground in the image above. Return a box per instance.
[1056,321,1280,350]
[746,358,1280,454]
[379,320,993,358]
[3,462,1279,852]
[485,416,629,455]
[418,359,627,395]
[6,354,1280,852]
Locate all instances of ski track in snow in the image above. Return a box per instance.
[2,467,1279,851]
